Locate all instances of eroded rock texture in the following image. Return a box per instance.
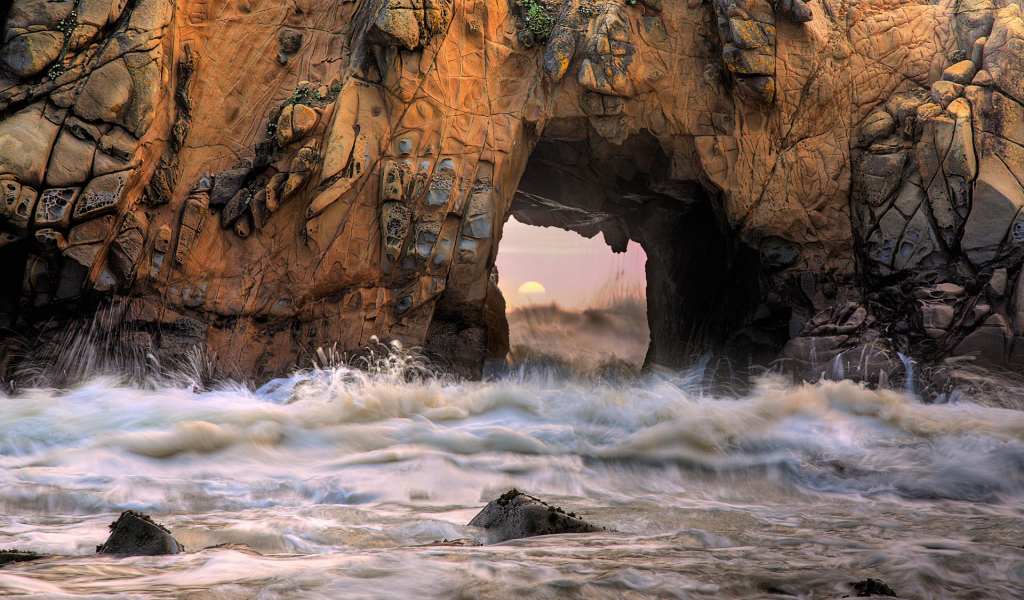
[1,0,1023,384]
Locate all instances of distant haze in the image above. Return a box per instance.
[495,216,647,309]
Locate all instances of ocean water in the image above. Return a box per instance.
[1,347,1023,599]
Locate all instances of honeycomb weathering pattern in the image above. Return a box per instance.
[1,0,1024,381]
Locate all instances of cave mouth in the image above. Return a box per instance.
[505,128,789,384]
[494,215,650,373]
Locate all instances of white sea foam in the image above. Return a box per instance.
[1,360,1023,598]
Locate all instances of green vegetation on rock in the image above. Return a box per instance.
[520,0,556,41]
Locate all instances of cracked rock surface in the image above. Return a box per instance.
[0,0,1022,386]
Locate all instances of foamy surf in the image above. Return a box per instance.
[1,363,1023,598]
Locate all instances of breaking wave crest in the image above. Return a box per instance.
[2,342,1024,598]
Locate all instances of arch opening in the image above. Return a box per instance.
[495,127,790,385]
[494,215,650,374]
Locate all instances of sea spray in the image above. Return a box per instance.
[0,355,1023,597]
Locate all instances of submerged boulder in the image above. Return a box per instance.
[468,489,604,542]
[0,549,46,566]
[426,538,482,547]
[96,510,184,556]
[852,578,898,597]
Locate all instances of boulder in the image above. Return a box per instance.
[931,80,964,108]
[851,577,897,597]
[942,60,978,85]
[0,549,46,566]
[35,187,81,229]
[468,489,604,542]
[74,59,133,124]
[210,168,249,208]
[952,314,1012,366]
[74,171,130,221]
[45,129,96,187]
[983,6,1024,106]
[96,511,184,556]
[962,156,1024,266]
[0,103,61,188]
[0,31,65,77]
[856,110,896,147]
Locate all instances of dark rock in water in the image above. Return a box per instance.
[427,538,482,547]
[0,549,46,566]
[852,578,897,597]
[96,511,184,556]
[468,489,604,542]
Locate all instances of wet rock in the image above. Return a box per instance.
[919,302,955,339]
[426,538,482,547]
[911,283,965,300]
[110,210,148,280]
[782,335,848,367]
[468,489,604,543]
[158,316,207,354]
[0,549,46,567]
[96,510,184,556]
[851,577,897,597]
[953,314,1012,366]
[986,268,1008,298]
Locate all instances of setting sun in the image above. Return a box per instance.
[517,281,547,294]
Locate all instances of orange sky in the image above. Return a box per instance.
[495,217,647,310]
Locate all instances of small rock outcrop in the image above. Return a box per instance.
[425,538,482,547]
[0,549,45,567]
[468,489,604,542]
[95,511,184,557]
[852,578,898,597]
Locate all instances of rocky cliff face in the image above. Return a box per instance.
[0,0,1023,386]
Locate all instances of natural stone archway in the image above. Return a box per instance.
[506,131,782,379]
[2,0,1024,386]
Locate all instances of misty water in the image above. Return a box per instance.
[1,332,1024,600]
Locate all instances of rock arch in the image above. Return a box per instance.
[0,0,1021,385]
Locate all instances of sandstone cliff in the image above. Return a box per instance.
[1,0,1023,386]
